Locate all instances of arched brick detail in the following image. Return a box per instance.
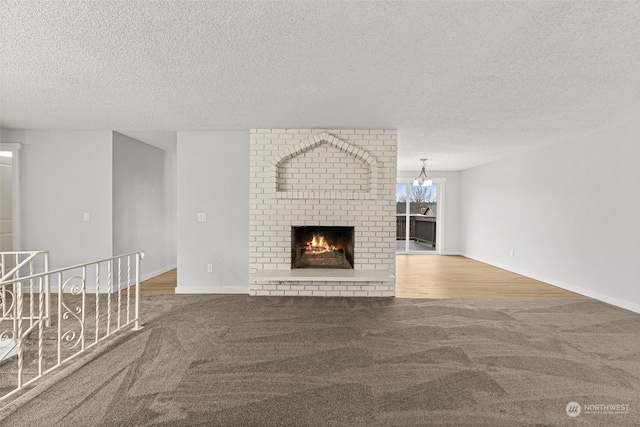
[271,133,379,200]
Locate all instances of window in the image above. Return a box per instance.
[396,182,438,253]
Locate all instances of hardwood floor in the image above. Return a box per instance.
[140,257,587,299]
[140,269,177,294]
[395,255,587,299]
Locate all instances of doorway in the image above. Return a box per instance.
[396,178,445,254]
[0,143,21,254]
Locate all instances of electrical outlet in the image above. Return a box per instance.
[207,264,213,273]
[83,212,90,222]
[197,213,207,222]
[510,250,515,257]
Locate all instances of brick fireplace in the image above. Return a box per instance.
[291,226,354,269]
[249,129,397,297]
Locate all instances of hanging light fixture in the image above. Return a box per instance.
[413,158,432,187]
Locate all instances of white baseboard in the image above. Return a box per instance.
[395,251,461,256]
[140,264,176,283]
[460,253,640,314]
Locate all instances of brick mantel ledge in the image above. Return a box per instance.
[252,269,395,282]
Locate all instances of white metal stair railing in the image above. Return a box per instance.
[0,251,144,402]
[0,251,51,362]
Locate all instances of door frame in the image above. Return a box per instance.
[396,174,446,255]
[0,142,21,251]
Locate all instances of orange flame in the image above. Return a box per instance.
[305,234,337,254]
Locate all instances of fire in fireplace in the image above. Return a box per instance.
[291,226,354,269]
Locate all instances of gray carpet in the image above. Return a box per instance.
[1,295,639,426]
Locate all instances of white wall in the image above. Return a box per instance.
[397,170,461,254]
[19,130,113,268]
[163,151,177,271]
[112,132,176,280]
[460,124,640,312]
[0,129,25,143]
[176,131,249,293]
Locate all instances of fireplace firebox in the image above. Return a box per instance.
[291,226,354,269]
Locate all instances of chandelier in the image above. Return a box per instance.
[413,159,432,187]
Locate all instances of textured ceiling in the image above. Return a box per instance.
[1,1,639,170]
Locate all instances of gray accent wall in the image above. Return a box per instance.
[113,132,176,279]
[460,124,640,312]
[176,131,249,293]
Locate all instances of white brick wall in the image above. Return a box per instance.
[277,144,369,193]
[251,281,395,297]
[249,129,397,297]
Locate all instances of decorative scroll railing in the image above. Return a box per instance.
[1,251,52,334]
[0,251,144,402]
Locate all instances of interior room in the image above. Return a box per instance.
[1,1,639,425]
